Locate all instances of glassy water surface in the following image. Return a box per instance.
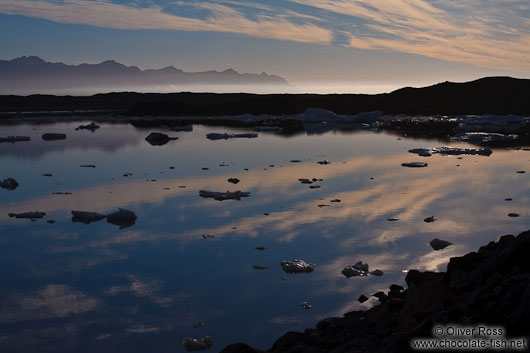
[1,122,529,352]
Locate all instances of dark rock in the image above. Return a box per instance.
[358,295,369,303]
[228,178,240,184]
[424,216,436,223]
[223,230,530,353]
[80,164,96,168]
[42,173,52,177]
[255,246,266,250]
[0,177,19,190]
[219,343,264,353]
[429,238,452,250]
[508,213,520,217]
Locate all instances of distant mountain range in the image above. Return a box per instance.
[0,56,289,94]
[1,76,530,117]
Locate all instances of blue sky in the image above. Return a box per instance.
[1,0,530,93]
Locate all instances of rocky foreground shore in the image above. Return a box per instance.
[221,230,530,353]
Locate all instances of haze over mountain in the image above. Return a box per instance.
[0,56,290,95]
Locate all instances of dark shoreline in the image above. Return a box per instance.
[1,77,530,117]
[220,230,530,353]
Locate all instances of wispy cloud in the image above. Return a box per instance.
[288,0,530,71]
[0,0,332,44]
[1,0,529,71]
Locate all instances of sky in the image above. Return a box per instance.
[1,0,530,93]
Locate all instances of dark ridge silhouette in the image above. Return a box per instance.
[0,56,289,94]
[0,77,529,117]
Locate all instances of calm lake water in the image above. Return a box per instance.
[1,121,529,352]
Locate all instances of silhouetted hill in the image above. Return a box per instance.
[0,77,529,116]
[0,56,289,94]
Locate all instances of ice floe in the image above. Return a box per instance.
[409,146,492,157]
[280,259,316,274]
[182,336,213,351]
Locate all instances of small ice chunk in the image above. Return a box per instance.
[206,133,257,140]
[182,336,213,351]
[199,190,250,201]
[0,136,30,143]
[280,259,316,274]
[342,261,369,277]
[71,211,106,224]
[42,133,66,141]
[429,238,452,250]
[401,162,428,168]
[106,208,137,229]
[253,265,269,270]
[145,132,178,146]
[370,269,384,276]
[8,211,45,219]
[76,122,100,131]
[0,177,19,190]
[301,302,312,309]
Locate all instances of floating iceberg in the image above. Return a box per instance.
[199,190,250,201]
[182,336,213,351]
[280,259,316,274]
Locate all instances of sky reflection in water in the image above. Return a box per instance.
[1,122,529,352]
